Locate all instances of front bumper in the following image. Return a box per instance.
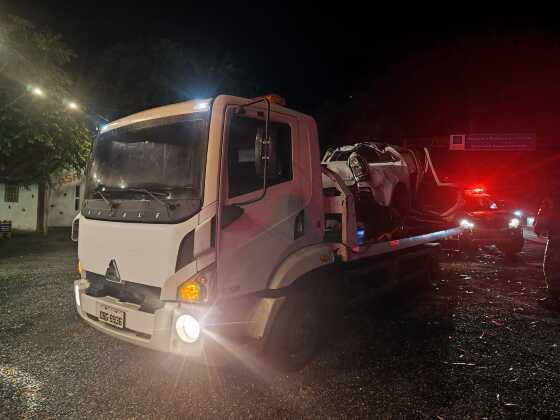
[74,279,206,358]
[464,227,523,245]
[74,279,278,364]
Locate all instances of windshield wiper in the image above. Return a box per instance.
[93,189,118,208]
[120,187,179,211]
[140,184,198,193]
[127,188,167,205]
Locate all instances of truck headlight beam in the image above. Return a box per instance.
[460,219,475,229]
[74,284,81,307]
[175,314,201,343]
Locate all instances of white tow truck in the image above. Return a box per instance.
[73,94,463,370]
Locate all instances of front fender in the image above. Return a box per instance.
[267,243,335,290]
[247,244,336,343]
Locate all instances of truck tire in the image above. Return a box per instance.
[500,238,524,258]
[426,252,441,288]
[459,236,477,257]
[391,184,410,217]
[266,289,327,371]
[389,184,410,231]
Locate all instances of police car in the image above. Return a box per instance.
[457,188,524,257]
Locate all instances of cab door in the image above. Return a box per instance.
[217,105,304,299]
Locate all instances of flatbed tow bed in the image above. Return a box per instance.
[318,165,466,312]
[322,166,464,263]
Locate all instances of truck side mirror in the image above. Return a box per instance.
[255,126,278,180]
[232,97,273,206]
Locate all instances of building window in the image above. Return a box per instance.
[74,185,81,211]
[4,184,19,203]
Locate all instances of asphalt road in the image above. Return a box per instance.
[2,230,560,419]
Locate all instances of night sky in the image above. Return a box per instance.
[3,5,560,202]
[4,3,559,112]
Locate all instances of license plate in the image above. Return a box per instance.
[98,304,125,329]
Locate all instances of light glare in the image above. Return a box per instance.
[74,284,81,307]
[509,218,520,229]
[460,219,475,229]
[194,101,210,111]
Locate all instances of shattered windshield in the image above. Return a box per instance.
[85,113,208,200]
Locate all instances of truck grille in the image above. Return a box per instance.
[85,271,164,314]
[476,216,508,229]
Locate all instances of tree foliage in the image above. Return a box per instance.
[0,15,93,185]
[82,38,261,120]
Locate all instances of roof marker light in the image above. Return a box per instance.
[194,101,210,111]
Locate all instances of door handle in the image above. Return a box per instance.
[294,210,305,240]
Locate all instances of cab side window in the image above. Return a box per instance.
[227,116,292,198]
[377,149,399,163]
[355,145,380,163]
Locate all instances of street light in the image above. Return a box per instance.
[31,86,44,97]
[67,101,79,111]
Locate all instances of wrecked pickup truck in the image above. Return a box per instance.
[322,142,464,241]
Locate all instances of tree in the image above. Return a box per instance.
[0,15,93,232]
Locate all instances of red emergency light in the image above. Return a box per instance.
[467,185,486,194]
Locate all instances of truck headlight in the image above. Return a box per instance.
[178,275,207,303]
[509,218,520,229]
[460,219,475,229]
[175,314,200,343]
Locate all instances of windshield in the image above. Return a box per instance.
[465,195,498,212]
[85,113,208,200]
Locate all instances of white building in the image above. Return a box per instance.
[0,172,84,231]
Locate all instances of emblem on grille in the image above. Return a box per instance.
[105,259,122,283]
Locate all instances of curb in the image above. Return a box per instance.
[524,227,547,245]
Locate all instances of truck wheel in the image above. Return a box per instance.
[426,253,441,288]
[266,290,326,371]
[501,238,524,258]
[390,184,410,218]
[389,184,410,231]
[459,236,477,257]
